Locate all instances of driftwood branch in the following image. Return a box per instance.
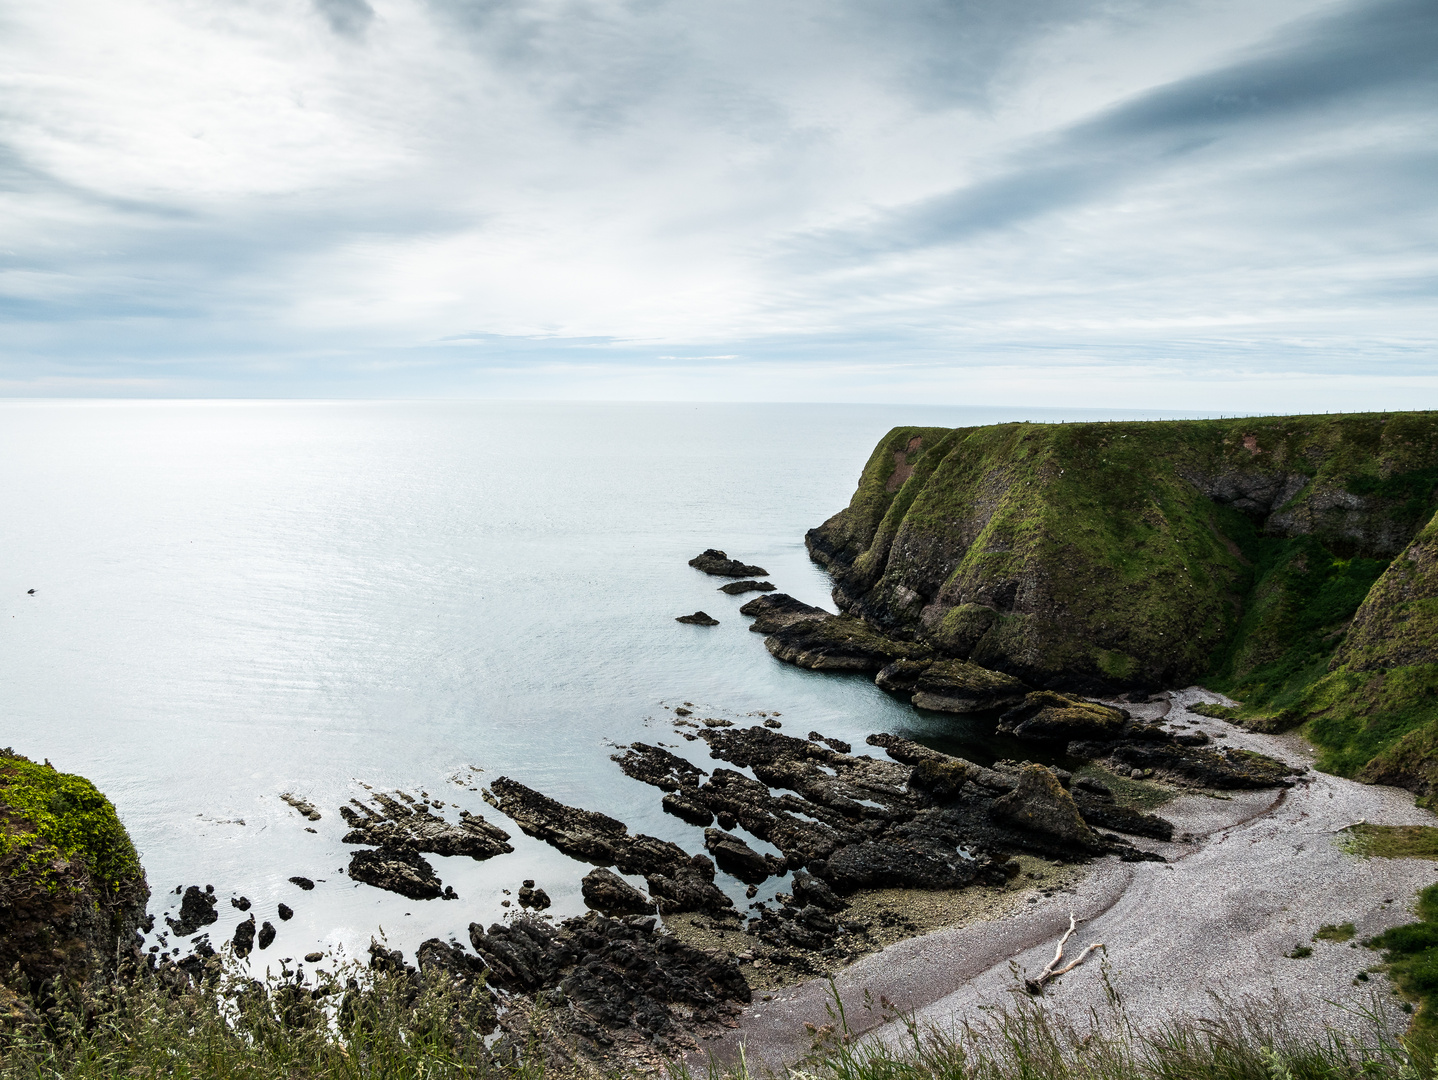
[1025,913,1105,995]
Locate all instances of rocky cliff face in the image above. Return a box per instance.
[807,413,1438,695]
[0,749,150,998]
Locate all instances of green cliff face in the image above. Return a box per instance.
[0,749,149,992]
[807,412,1438,788]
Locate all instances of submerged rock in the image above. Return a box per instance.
[517,880,552,910]
[676,611,720,626]
[280,793,322,821]
[689,549,769,577]
[719,580,776,595]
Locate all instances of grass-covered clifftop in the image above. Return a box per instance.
[0,749,149,993]
[807,412,1438,790]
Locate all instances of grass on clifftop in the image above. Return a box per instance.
[3,959,1431,1080]
[0,749,142,897]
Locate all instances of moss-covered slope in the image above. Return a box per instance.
[0,749,149,993]
[808,413,1438,702]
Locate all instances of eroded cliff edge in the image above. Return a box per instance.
[802,412,1438,794]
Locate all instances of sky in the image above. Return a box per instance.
[0,0,1434,406]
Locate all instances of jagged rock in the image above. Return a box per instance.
[998,692,1128,740]
[988,765,1100,849]
[581,868,652,916]
[764,614,931,672]
[517,880,552,910]
[166,885,219,936]
[911,660,1030,713]
[1073,739,1297,789]
[790,870,844,912]
[676,611,720,626]
[347,845,444,900]
[703,828,770,884]
[233,916,256,956]
[277,903,294,921]
[875,658,932,692]
[280,793,322,821]
[231,895,251,911]
[661,792,713,826]
[340,793,513,860]
[689,549,768,577]
[738,592,829,633]
[257,921,276,950]
[719,580,776,595]
[484,777,731,913]
[1071,790,1174,840]
[807,731,851,753]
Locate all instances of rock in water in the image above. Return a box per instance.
[738,592,829,633]
[517,879,552,910]
[719,580,776,595]
[277,902,294,921]
[232,916,256,956]
[676,611,719,625]
[166,885,219,936]
[340,792,513,860]
[257,921,276,950]
[347,845,445,900]
[231,895,251,911]
[288,876,315,890]
[703,827,770,884]
[688,549,769,577]
[988,764,1099,849]
[581,868,652,916]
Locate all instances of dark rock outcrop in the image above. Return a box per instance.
[277,903,294,921]
[911,659,1030,713]
[166,885,219,936]
[483,777,731,913]
[738,592,828,633]
[232,916,256,956]
[676,611,720,626]
[988,765,1100,849]
[257,921,276,950]
[469,912,750,1052]
[289,876,315,890]
[998,692,1129,741]
[340,792,513,860]
[703,828,770,884]
[581,868,651,916]
[689,549,769,577]
[517,879,551,910]
[347,844,445,900]
[719,580,776,595]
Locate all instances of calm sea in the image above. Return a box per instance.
[0,400,1193,966]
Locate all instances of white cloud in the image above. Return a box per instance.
[0,0,1432,404]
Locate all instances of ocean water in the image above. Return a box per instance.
[0,400,1192,968]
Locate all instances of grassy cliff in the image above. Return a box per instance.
[807,412,1438,789]
[0,749,149,992]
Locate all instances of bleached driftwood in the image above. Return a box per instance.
[1025,913,1105,995]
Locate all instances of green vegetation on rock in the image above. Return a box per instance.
[0,748,141,897]
[807,412,1438,794]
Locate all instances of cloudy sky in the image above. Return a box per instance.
[0,0,1434,405]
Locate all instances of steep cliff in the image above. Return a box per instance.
[0,749,149,997]
[809,413,1438,697]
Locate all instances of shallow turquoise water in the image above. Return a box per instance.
[0,400,1190,965]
